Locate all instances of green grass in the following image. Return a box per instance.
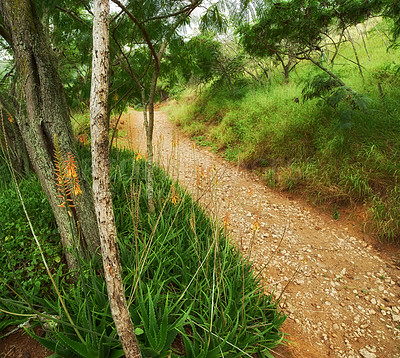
[0,158,62,301]
[0,147,286,356]
[165,24,400,241]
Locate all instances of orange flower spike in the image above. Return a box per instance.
[223,212,229,230]
[78,134,87,145]
[252,216,260,232]
[252,222,260,232]
[65,153,78,179]
[170,186,180,206]
[73,183,82,196]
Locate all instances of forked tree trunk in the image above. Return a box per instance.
[0,0,100,268]
[90,1,141,357]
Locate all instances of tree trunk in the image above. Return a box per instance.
[142,42,167,213]
[0,0,100,268]
[277,53,290,82]
[346,28,364,80]
[141,94,155,213]
[0,101,30,174]
[90,1,142,357]
[330,29,344,70]
[283,63,290,81]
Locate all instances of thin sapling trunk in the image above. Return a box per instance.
[90,1,142,356]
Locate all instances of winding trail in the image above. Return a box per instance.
[121,108,400,358]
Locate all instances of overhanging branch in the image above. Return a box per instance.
[55,6,90,27]
[145,0,202,22]
[111,0,159,68]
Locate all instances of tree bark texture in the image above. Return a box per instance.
[0,0,100,267]
[0,108,30,174]
[90,1,142,357]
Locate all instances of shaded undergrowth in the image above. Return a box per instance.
[0,146,285,357]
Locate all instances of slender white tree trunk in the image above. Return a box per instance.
[90,1,141,356]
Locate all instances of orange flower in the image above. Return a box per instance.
[223,212,229,230]
[65,153,78,179]
[252,216,261,232]
[135,153,143,161]
[78,134,87,145]
[54,147,82,210]
[73,183,82,196]
[170,186,180,206]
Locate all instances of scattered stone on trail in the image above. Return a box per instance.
[359,347,377,358]
[392,314,400,322]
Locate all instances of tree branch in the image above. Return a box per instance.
[145,0,202,22]
[324,48,366,69]
[306,56,347,87]
[78,0,93,15]
[55,6,89,26]
[109,85,135,114]
[111,29,142,85]
[111,0,159,68]
[108,87,134,150]
[111,9,125,23]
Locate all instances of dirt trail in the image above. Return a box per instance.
[122,109,400,358]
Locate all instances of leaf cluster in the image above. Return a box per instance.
[165,34,224,85]
[238,0,384,60]
[238,0,332,59]
[302,73,370,128]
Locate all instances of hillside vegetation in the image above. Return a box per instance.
[166,23,400,241]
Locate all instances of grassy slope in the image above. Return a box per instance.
[165,25,400,241]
